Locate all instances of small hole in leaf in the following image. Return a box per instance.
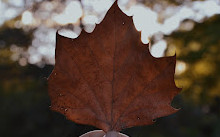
[122,22,125,25]
[137,117,140,120]
[65,109,68,112]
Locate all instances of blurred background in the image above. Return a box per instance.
[0,0,220,137]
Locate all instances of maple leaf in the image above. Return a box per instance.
[48,1,181,132]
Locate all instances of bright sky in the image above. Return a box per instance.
[1,0,220,72]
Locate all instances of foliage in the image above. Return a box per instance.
[0,1,220,137]
[167,15,220,105]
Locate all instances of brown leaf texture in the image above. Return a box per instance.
[48,1,181,132]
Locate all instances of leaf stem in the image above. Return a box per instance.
[105,131,118,137]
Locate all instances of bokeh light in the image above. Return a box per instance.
[1,0,220,137]
[1,0,219,65]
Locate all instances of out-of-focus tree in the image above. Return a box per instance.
[166,15,220,105]
[0,0,220,137]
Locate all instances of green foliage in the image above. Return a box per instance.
[0,63,97,137]
[166,15,220,105]
[0,27,33,47]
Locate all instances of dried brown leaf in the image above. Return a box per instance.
[48,1,180,132]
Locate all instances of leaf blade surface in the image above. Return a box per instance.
[48,1,180,132]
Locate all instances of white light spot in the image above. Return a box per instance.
[179,21,195,31]
[82,15,98,25]
[141,34,150,44]
[82,0,114,13]
[150,40,167,58]
[193,0,220,17]
[19,57,27,66]
[176,61,187,75]
[5,8,17,19]
[58,29,79,39]
[131,5,159,33]
[84,24,96,33]
[28,54,42,64]
[21,11,33,25]
[9,0,24,7]
[53,1,82,25]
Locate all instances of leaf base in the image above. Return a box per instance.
[79,130,129,137]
